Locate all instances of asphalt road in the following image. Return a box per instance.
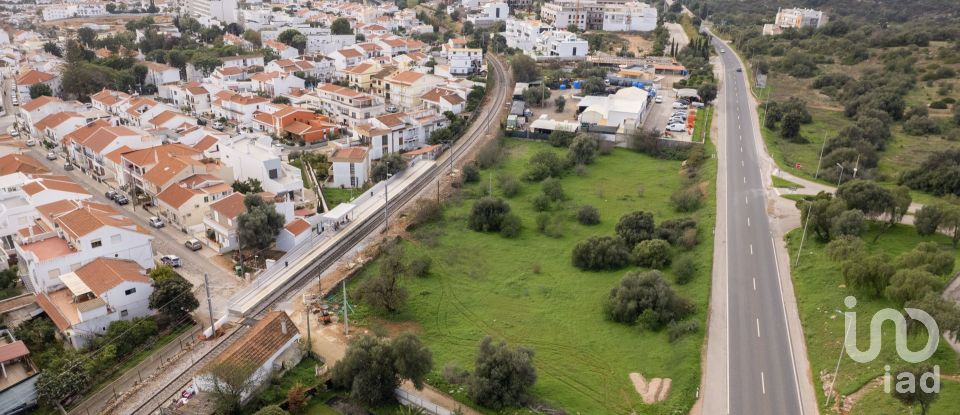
[714,40,805,414]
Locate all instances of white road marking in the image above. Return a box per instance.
[739,135,742,141]
[740,146,743,152]
[750,244,754,255]
[747,217,751,227]
[761,372,766,394]
[743,177,746,183]
[757,318,761,337]
[753,277,757,290]
[745,196,749,204]
[771,237,807,415]
[741,160,745,167]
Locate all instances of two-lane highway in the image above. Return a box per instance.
[713,39,806,414]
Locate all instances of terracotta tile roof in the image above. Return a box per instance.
[193,135,219,152]
[142,155,205,188]
[82,126,141,153]
[35,292,71,331]
[331,146,368,162]
[35,198,143,239]
[91,89,131,106]
[381,38,406,48]
[284,218,311,236]
[105,145,134,165]
[186,85,209,95]
[316,83,362,98]
[16,69,55,85]
[63,119,112,145]
[179,174,222,188]
[20,95,60,112]
[251,71,282,82]
[208,311,299,369]
[0,340,30,362]
[148,110,185,127]
[356,43,380,52]
[386,70,425,85]
[375,112,406,128]
[209,192,246,220]
[0,154,48,176]
[142,60,174,72]
[74,258,150,295]
[335,48,362,59]
[21,176,89,197]
[218,66,244,76]
[34,111,83,131]
[225,94,269,106]
[252,111,275,126]
[344,63,374,74]
[265,39,294,51]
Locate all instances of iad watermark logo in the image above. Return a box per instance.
[842,296,941,394]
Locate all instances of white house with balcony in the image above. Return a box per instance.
[219,135,304,201]
[535,30,589,59]
[355,110,448,160]
[466,1,509,28]
[440,38,484,76]
[330,146,370,189]
[602,2,658,32]
[212,91,271,124]
[34,258,154,349]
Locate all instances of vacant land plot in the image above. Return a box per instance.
[349,139,716,414]
[785,225,960,411]
[852,378,960,414]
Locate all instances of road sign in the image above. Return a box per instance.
[795,162,802,169]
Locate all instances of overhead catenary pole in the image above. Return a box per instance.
[342,280,349,336]
[204,273,215,338]
[814,133,827,179]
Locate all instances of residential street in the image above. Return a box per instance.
[25,147,245,320]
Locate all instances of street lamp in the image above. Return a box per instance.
[835,163,845,189]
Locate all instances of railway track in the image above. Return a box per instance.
[132,54,511,415]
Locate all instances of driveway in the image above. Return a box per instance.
[665,22,690,52]
[25,148,245,320]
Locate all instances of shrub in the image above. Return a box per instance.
[667,320,699,342]
[407,199,443,230]
[842,254,895,297]
[895,242,955,276]
[442,362,470,385]
[500,213,522,238]
[409,256,432,277]
[825,235,866,262]
[654,217,697,245]
[678,228,699,250]
[633,239,672,269]
[576,205,600,225]
[524,150,566,181]
[462,164,481,183]
[497,172,520,197]
[476,139,504,168]
[903,115,941,136]
[673,255,697,284]
[531,194,552,212]
[930,101,948,110]
[615,211,655,247]
[468,197,511,232]
[541,178,565,201]
[535,213,564,238]
[572,236,631,270]
[670,186,704,212]
[567,134,599,165]
[467,337,537,409]
[831,209,866,237]
[605,270,694,329]
[885,268,943,306]
[548,130,575,148]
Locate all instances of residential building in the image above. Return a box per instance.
[265,40,299,60]
[420,87,467,114]
[536,30,589,58]
[64,124,160,181]
[212,91,271,124]
[119,96,176,127]
[18,96,74,137]
[202,192,294,253]
[193,311,302,402]
[219,135,304,200]
[32,112,88,145]
[775,7,828,29]
[14,199,154,293]
[356,110,448,160]
[146,110,197,130]
[330,146,370,189]
[307,84,385,129]
[0,330,39,411]
[328,48,364,70]
[155,174,233,233]
[252,106,339,143]
[142,61,182,86]
[383,71,445,109]
[90,89,132,115]
[505,18,553,53]
[250,71,306,97]
[578,86,650,131]
[440,38,484,75]
[120,144,215,204]
[466,1,509,28]
[188,0,239,24]
[602,2,658,32]
[15,70,59,104]
[276,218,312,252]
[35,258,153,349]
[41,2,107,21]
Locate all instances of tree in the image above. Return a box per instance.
[831,209,866,238]
[510,54,539,82]
[106,3,117,13]
[547,130,575,148]
[780,110,803,140]
[522,85,551,107]
[207,361,258,414]
[254,405,288,415]
[697,83,718,103]
[633,239,672,269]
[915,204,943,236]
[940,204,960,247]
[554,95,566,112]
[895,242,955,276]
[331,18,353,35]
[499,213,522,238]
[571,236,631,270]
[231,178,263,194]
[43,42,62,57]
[237,194,286,250]
[567,134,599,165]
[468,197,511,232]
[581,77,606,95]
[77,27,97,48]
[35,357,89,405]
[524,150,566,181]
[28,83,52,99]
[462,163,480,183]
[837,180,896,220]
[271,96,291,105]
[332,334,432,406]
[358,246,407,312]
[842,254,895,297]
[243,29,262,47]
[576,205,600,225]
[277,29,307,53]
[616,211,655,247]
[149,268,199,322]
[673,255,697,284]
[468,337,537,409]
[371,153,407,181]
[286,383,308,413]
[885,269,942,307]
[825,235,866,262]
[541,178,565,201]
[15,317,57,354]
[225,23,243,36]
[890,366,939,415]
[605,270,694,328]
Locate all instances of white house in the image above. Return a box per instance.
[34,258,154,349]
[193,311,302,402]
[420,87,466,114]
[212,91,271,124]
[466,1,509,28]
[219,135,304,200]
[440,38,484,76]
[505,18,551,52]
[602,2,658,32]
[578,87,650,130]
[330,146,370,189]
[250,71,306,97]
[265,40,299,60]
[14,199,154,294]
[536,30,589,58]
[142,61,182,86]
[15,69,60,104]
[276,218,312,252]
[355,110,448,160]
[18,96,75,137]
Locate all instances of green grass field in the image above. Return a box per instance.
[691,107,713,143]
[851,379,960,414]
[322,186,367,208]
[772,175,803,189]
[785,225,960,413]
[348,138,717,414]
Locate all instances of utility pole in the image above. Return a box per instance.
[795,202,813,267]
[852,153,860,179]
[383,179,389,232]
[342,280,349,336]
[814,133,827,179]
[204,273,215,338]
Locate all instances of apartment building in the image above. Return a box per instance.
[120,144,214,204]
[155,174,233,233]
[212,91,271,124]
[307,83,385,128]
[219,135,304,201]
[542,0,656,32]
[537,30,589,58]
[41,2,107,21]
[602,2,657,32]
[440,38,484,76]
[330,146,370,189]
[466,1,509,28]
[383,71,445,109]
[775,8,828,29]
[356,110,448,160]
[505,18,552,51]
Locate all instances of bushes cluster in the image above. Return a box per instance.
[900,150,960,197]
[571,236,631,270]
[524,150,567,181]
[604,270,694,329]
[633,239,672,269]
[576,205,600,225]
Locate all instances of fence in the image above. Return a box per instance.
[68,325,204,415]
[395,388,454,415]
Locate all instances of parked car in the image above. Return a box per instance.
[212,121,225,131]
[654,96,663,103]
[691,102,705,108]
[114,194,129,205]
[386,105,399,113]
[160,255,182,267]
[46,152,57,160]
[672,111,688,117]
[105,190,118,200]
[148,216,164,228]
[24,139,35,146]
[720,48,726,53]
[184,238,202,251]
[668,118,687,124]
[63,163,73,171]
[666,123,686,132]
[736,68,743,72]
[672,102,688,109]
